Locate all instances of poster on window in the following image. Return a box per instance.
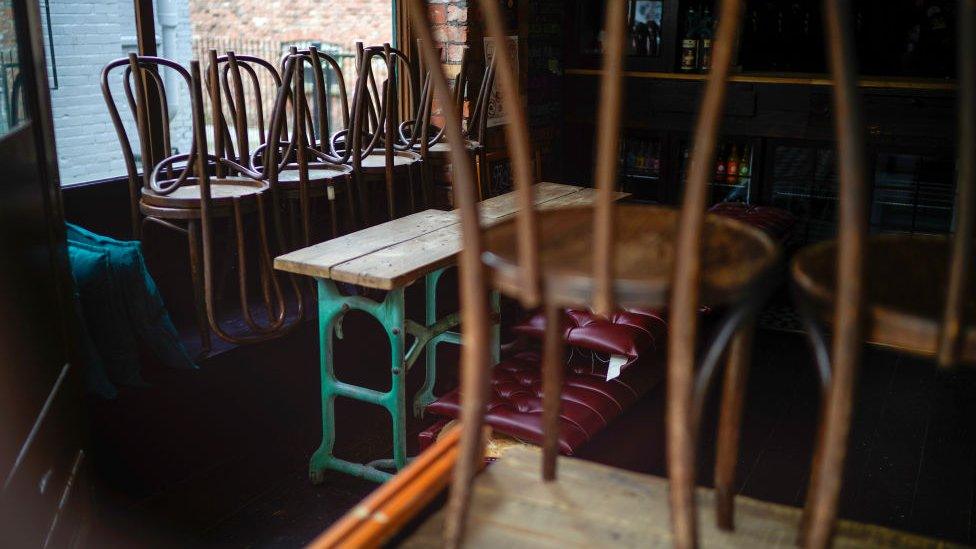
[484,35,518,128]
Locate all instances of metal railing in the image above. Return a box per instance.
[192,37,357,140]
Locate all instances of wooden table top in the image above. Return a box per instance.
[273,183,627,290]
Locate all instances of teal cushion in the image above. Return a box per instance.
[67,243,119,398]
[67,223,195,372]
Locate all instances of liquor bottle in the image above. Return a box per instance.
[680,5,699,72]
[726,144,739,183]
[699,5,714,72]
[738,145,751,179]
[649,142,660,174]
[715,143,727,179]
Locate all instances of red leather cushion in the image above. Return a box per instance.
[512,308,668,363]
[708,202,796,242]
[425,349,664,455]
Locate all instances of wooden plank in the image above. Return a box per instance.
[533,188,629,211]
[471,182,584,221]
[272,210,458,279]
[332,185,619,290]
[401,446,964,548]
[330,224,463,290]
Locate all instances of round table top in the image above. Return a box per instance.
[792,234,976,362]
[482,204,780,309]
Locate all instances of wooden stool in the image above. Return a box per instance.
[408,0,782,548]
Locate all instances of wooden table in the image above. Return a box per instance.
[274,182,625,483]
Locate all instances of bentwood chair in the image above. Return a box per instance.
[102,54,301,356]
[410,0,782,547]
[341,42,425,223]
[790,2,976,547]
[411,45,497,201]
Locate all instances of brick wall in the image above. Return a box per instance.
[189,0,392,56]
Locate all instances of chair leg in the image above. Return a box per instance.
[714,321,754,531]
[187,219,211,358]
[541,303,565,481]
[327,187,340,240]
[802,348,857,548]
[343,176,358,233]
[420,158,432,209]
[410,164,420,215]
[443,324,492,549]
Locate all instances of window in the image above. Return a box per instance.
[43,0,393,186]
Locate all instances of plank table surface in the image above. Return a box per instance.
[399,446,964,548]
[275,183,628,290]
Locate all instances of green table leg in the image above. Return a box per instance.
[412,269,502,419]
[310,279,407,484]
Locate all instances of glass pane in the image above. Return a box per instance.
[44,0,179,185]
[769,144,839,244]
[871,152,955,235]
[0,0,26,136]
[189,0,393,153]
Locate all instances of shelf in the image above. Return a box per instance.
[564,68,957,92]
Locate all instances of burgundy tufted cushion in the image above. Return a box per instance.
[425,349,664,455]
[708,202,796,242]
[511,308,668,364]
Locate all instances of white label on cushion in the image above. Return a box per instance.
[327,186,336,200]
[607,354,627,381]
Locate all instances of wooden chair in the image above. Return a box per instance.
[411,45,497,201]
[409,0,782,547]
[341,42,426,223]
[101,54,301,356]
[791,1,975,547]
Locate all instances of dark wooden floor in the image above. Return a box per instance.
[86,291,976,547]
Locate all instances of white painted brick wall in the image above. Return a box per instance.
[48,0,192,185]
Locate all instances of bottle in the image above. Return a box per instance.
[715,143,727,179]
[680,5,699,72]
[738,145,751,179]
[726,144,739,183]
[699,5,714,72]
[635,141,646,170]
[649,141,660,174]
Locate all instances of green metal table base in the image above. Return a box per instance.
[310,268,500,484]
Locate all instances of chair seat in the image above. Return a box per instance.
[482,204,780,309]
[792,234,976,361]
[708,201,796,243]
[359,150,422,170]
[275,165,351,189]
[424,139,480,155]
[141,176,268,210]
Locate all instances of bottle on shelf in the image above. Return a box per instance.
[715,142,727,180]
[699,4,714,72]
[726,144,740,184]
[680,4,699,72]
[738,144,752,179]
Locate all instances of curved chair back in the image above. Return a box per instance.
[103,54,302,348]
[407,0,796,548]
[345,42,428,220]
[206,50,284,172]
[101,54,198,237]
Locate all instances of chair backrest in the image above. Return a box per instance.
[938,0,975,367]
[101,54,199,236]
[407,0,880,548]
[206,50,283,170]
